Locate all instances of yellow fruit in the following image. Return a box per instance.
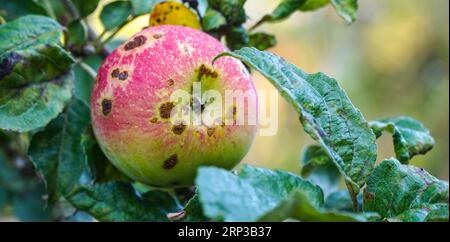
[149,1,201,30]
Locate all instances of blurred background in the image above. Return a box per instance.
[0,0,448,221]
[85,0,449,180]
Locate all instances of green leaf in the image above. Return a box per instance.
[251,0,357,30]
[100,1,132,31]
[301,145,340,196]
[387,203,448,222]
[259,189,379,222]
[208,0,247,25]
[0,15,63,56]
[215,48,377,195]
[72,0,100,17]
[0,150,26,193]
[325,189,363,212]
[262,0,307,23]
[248,32,277,51]
[299,0,329,11]
[81,127,130,183]
[66,182,182,222]
[131,0,161,16]
[0,0,47,21]
[67,19,87,46]
[28,98,92,203]
[202,7,226,31]
[74,54,102,104]
[12,183,54,221]
[196,165,324,221]
[225,26,249,51]
[330,0,358,23]
[0,188,8,211]
[0,44,74,132]
[370,116,435,164]
[363,158,449,219]
[181,194,210,222]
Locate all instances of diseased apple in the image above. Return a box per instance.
[91,25,258,187]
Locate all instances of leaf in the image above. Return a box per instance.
[248,32,277,51]
[0,0,47,21]
[74,54,103,104]
[301,145,340,196]
[149,1,201,30]
[0,150,26,193]
[72,0,100,17]
[0,44,74,132]
[215,48,377,195]
[195,165,324,221]
[388,203,448,222]
[100,1,132,31]
[81,127,130,184]
[208,0,247,25]
[202,7,226,31]
[66,182,182,222]
[330,0,358,23]
[259,189,379,222]
[370,116,435,164]
[363,158,449,220]
[325,189,363,212]
[181,194,210,222]
[0,188,8,211]
[12,183,54,221]
[28,98,92,203]
[131,0,161,16]
[67,19,87,47]
[251,0,357,31]
[225,26,249,51]
[0,15,63,56]
[299,0,329,11]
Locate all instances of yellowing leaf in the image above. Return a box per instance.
[149,1,201,30]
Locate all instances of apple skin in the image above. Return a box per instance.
[91,25,258,187]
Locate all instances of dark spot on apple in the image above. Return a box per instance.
[118,71,128,81]
[150,117,158,123]
[101,99,112,116]
[153,33,163,39]
[167,79,174,86]
[124,35,147,50]
[163,154,178,170]
[111,68,120,78]
[172,123,186,135]
[207,127,216,137]
[159,102,175,119]
[198,64,219,79]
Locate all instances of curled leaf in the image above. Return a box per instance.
[370,116,435,164]
[215,47,377,196]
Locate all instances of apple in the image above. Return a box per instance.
[91,25,258,187]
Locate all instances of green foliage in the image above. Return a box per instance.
[0,0,446,223]
[301,145,340,196]
[28,98,91,203]
[363,158,448,221]
[66,182,182,222]
[0,0,47,21]
[71,0,100,17]
[370,116,435,164]
[100,1,133,31]
[195,165,324,221]
[67,19,88,47]
[215,48,377,196]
